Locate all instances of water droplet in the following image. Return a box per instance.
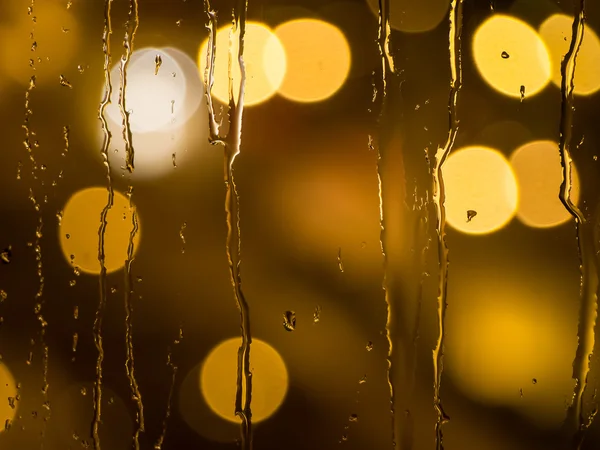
[520,85,525,102]
[136,276,143,283]
[65,234,70,239]
[366,341,373,351]
[358,375,367,384]
[176,19,182,26]
[466,210,477,222]
[532,378,537,384]
[172,153,177,167]
[69,280,76,287]
[283,311,296,332]
[0,290,7,302]
[360,241,367,249]
[501,51,509,59]
[77,65,84,74]
[4,419,11,430]
[313,305,321,323]
[110,286,117,294]
[66,0,73,9]
[1,247,12,264]
[31,41,37,52]
[80,387,87,396]
[73,306,79,319]
[593,155,598,161]
[73,267,81,276]
[349,414,358,422]
[61,27,70,33]
[519,388,524,397]
[337,247,344,272]
[59,75,72,88]
[155,54,162,75]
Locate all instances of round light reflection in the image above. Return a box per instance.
[443,146,519,235]
[275,19,351,103]
[539,14,600,96]
[59,187,140,274]
[510,140,580,228]
[200,338,288,423]
[473,15,551,98]
[198,22,286,106]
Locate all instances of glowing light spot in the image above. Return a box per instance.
[275,19,351,103]
[59,187,140,275]
[0,364,18,432]
[106,48,187,133]
[510,140,580,228]
[0,1,79,86]
[443,146,518,235]
[365,0,448,33]
[473,15,551,98]
[446,289,575,427]
[103,47,206,179]
[198,22,286,106]
[200,338,288,423]
[540,14,600,95]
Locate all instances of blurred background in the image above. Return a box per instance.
[0,0,599,449]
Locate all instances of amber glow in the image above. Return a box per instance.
[198,22,286,106]
[275,19,351,103]
[0,1,79,86]
[510,140,580,228]
[0,364,17,432]
[473,15,551,98]
[366,0,448,33]
[200,338,288,423]
[540,14,600,95]
[59,187,140,275]
[443,146,519,235]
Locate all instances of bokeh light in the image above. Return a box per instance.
[275,19,351,103]
[0,0,79,86]
[473,15,551,98]
[59,187,140,275]
[0,363,18,432]
[200,338,288,423]
[443,146,519,235]
[539,14,600,96]
[510,140,580,228]
[103,47,206,178]
[198,22,286,106]
[365,0,448,33]
[106,48,186,133]
[446,287,575,427]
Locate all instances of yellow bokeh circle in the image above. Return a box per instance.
[200,338,288,423]
[275,19,351,103]
[198,22,286,106]
[443,146,519,235]
[539,14,600,96]
[473,15,551,98]
[59,187,140,275]
[510,140,580,228]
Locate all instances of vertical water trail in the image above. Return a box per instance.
[124,207,143,450]
[558,2,599,447]
[118,1,144,447]
[203,1,253,449]
[431,2,463,449]
[23,0,51,442]
[118,0,139,173]
[153,328,182,450]
[93,1,114,449]
[375,0,397,446]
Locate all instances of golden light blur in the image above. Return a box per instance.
[366,0,448,33]
[446,290,575,428]
[539,14,600,96]
[59,187,140,275]
[0,363,18,432]
[510,140,580,228]
[0,0,79,86]
[198,22,286,106]
[201,338,288,423]
[472,15,551,98]
[443,146,519,235]
[274,19,351,103]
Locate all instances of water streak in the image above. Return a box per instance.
[431,2,464,449]
[92,1,114,448]
[558,2,599,447]
[203,1,252,449]
[118,0,139,173]
[375,0,396,446]
[124,207,144,450]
